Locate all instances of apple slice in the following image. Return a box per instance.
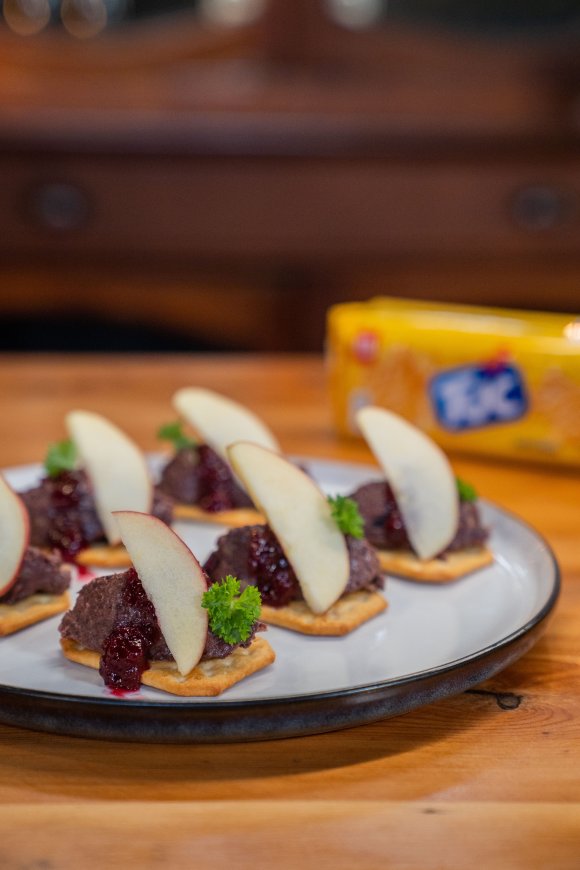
[65,411,153,546]
[227,442,349,614]
[114,511,208,675]
[356,406,459,560]
[173,387,280,463]
[0,474,30,597]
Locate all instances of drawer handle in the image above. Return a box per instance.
[27,181,92,232]
[510,184,575,232]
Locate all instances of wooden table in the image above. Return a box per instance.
[0,354,578,869]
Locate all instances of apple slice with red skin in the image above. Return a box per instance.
[227,442,350,614]
[0,474,30,597]
[65,410,153,546]
[356,406,459,560]
[173,387,280,463]
[114,511,208,676]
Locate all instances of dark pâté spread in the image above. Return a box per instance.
[59,568,265,691]
[0,547,70,605]
[349,482,488,553]
[158,444,252,513]
[203,524,383,608]
[20,470,173,559]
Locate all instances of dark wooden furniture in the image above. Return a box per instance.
[1,1,579,351]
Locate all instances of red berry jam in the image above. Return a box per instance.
[247,526,301,607]
[381,483,411,549]
[99,568,162,692]
[99,625,150,692]
[76,564,95,582]
[46,471,90,558]
[196,444,239,512]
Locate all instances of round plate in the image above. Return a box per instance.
[0,458,560,743]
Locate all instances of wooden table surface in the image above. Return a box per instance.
[0,354,578,869]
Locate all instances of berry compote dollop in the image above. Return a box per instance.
[158,444,253,512]
[44,471,94,558]
[202,525,301,607]
[378,484,411,549]
[21,469,174,561]
[99,568,161,692]
[350,481,488,553]
[196,444,243,512]
[247,526,301,607]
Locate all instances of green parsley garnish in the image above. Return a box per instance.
[44,439,78,478]
[328,494,364,539]
[157,421,196,452]
[201,576,261,646]
[457,477,478,502]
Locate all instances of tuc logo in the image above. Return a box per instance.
[429,361,529,431]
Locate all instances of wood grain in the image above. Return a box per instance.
[0,355,578,867]
[1,801,579,870]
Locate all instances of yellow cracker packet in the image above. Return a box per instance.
[327,297,580,466]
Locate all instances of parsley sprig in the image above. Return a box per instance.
[201,576,261,646]
[328,494,364,539]
[44,439,78,478]
[157,421,196,452]
[456,477,478,502]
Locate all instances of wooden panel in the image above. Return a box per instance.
[0,264,291,351]
[0,0,579,352]
[0,257,577,355]
[2,155,580,260]
[330,257,580,314]
[0,801,579,869]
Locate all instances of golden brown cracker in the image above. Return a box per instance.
[260,589,387,636]
[173,503,265,527]
[366,345,436,430]
[0,592,70,637]
[60,636,275,697]
[378,546,494,583]
[75,545,132,569]
[536,368,580,445]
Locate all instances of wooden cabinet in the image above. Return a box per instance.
[1,0,579,350]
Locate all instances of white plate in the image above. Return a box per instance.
[0,458,559,743]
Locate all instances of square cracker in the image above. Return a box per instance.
[173,503,265,527]
[378,546,494,582]
[0,592,70,637]
[75,544,132,569]
[75,506,265,566]
[60,636,275,697]
[260,589,387,636]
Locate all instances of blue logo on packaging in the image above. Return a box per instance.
[429,362,528,431]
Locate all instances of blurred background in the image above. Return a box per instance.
[1,0,580,353]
